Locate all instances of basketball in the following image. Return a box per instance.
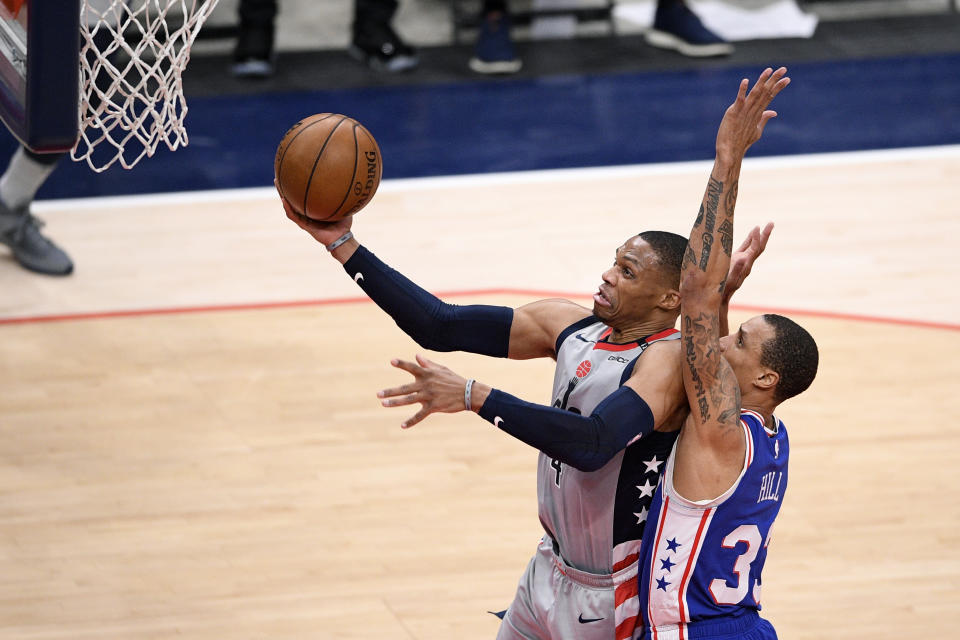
[274,113,382,221]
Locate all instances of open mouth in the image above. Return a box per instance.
[593,287,612,308]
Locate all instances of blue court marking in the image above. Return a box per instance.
[2,52,958,200]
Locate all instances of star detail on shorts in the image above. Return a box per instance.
[642,455,663,475]
[665,537,682,552]
[656,576,670,591]
[634,507,648,524]
[660,557,676,572]
[636,478,656,498]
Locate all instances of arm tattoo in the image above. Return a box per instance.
[717,381,742,425]
[696,177,723,271]
[717,219,733,257]
[682,245,698,271]
[704,177,723,233]
[683,311,741,429]
[699,232,713,271]
[723,180,739,218]
[683,330,710,421]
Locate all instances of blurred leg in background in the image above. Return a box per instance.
[350,0,419,72]
[0,148,73,276]
[232,0,276,78]
[468,0,732,76]
[470,0,522,75]
[645,0,733,57]
[0,19,119,276]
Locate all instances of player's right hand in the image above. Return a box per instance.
[277,180,354,246]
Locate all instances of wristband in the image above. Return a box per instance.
[325,231,353,252]
[464,379,475,411]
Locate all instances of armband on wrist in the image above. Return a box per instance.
[325,231,353,252]
[464,379,475,411]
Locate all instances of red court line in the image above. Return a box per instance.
[0,289,958,332]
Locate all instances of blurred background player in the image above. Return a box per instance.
[232,0,418,78]
[470,0,733,75]
[0,5,117,276]
[0,148,72,275]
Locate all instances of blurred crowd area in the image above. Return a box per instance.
[194,0,959,56]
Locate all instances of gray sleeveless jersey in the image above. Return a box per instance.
[538,317,681,576]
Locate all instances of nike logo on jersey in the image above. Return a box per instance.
[494,417,503,428]
[354,272,364,283]
[578,614,604,624]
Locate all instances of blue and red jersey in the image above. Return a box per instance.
[637,410,788,639]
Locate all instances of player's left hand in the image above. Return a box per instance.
[378,354,471,429]
[722,222,774,304]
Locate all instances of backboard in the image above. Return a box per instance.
[0,0,80,153]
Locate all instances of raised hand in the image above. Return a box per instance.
[377,354,473,429]
[715,67,790,162]
[722,222,774,304]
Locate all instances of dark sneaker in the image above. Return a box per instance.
[0,201,73,276]
[232,21,274,78]
[645,2,733,57]
[349,23,419,73]
[469,11,522,74]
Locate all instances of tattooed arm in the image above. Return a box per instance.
[675,69,790,499]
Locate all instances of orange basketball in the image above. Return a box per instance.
[275,113,382,221]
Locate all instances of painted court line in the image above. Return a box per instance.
[15,144,956,331]
[1,289,957,332]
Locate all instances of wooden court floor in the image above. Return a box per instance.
[1,147,958,638]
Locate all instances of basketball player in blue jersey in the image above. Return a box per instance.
[633,67,818,640]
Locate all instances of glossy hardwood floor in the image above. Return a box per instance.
[1,147,958,639]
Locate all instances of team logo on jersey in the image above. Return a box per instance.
[576,360,592,378]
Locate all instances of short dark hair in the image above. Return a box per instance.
[638,231,688,289]
[760,314,819,403]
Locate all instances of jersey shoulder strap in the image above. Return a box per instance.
[554,315,601,355]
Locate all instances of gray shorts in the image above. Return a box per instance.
[497,537,640,640]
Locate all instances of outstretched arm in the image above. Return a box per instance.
[377,345,684,472]
[281,194,588,360]
[679,68,789,455]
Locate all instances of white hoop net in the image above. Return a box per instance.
[73,0,220,172]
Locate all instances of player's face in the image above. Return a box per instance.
[592,237,671,326]
[720,316,776,392]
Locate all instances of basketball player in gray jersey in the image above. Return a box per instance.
[281,176,770,639]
